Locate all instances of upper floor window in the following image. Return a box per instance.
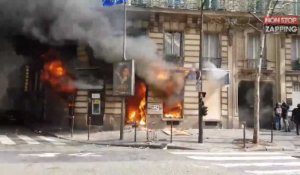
[204,0,224,10]
[203,33,220,58]
[292,37,300,61]
[164,32,183,65]
[164,32,183,57]
[203,33,221,68]
[247,34,261,60]
[292,37,300,70]
[293,82,300,92]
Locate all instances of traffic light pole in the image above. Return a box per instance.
[198,0,206,144]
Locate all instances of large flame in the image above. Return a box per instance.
[164,102,183,119]
[150,63,186,99]
[147,65,187,121]
[126,81,147,126]
[40,51,76,94]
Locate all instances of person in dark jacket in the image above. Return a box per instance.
[274,103,282,130]
[292,104,300,135]
[281,102,290,132]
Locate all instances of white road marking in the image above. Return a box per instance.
[68,153,102,157]
[37,136,65,145]
[245,169,300,175]
[170,152,283,155]
[217,162,300,167]
[187,156,296,161]
[19,153,60,158]
[0,135,16,145]
[170,151,300,174]
[18,135,40,145]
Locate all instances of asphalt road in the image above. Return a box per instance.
[0,146,231,175]
[1,126,300,175]
[0,126,230,175]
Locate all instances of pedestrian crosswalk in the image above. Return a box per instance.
[0,135,66,146]
[18,135,40,145]
[169,151,300,175]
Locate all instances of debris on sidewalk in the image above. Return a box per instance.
[161,128,192,136]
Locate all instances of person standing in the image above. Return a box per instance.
[274,103,282,130]
[281,102,290,132]
[292,104,300,135]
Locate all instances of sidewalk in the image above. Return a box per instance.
[33,125,300,151]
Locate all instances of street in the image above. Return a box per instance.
[0,127,300,175]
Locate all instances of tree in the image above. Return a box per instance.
[252,0,279,144]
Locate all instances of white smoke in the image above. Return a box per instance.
[203,61,228,85]
[0,0,180,95]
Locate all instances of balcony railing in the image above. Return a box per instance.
[130,0,200,9]
[268,0,300,16]
[243,59,268,70]
[129,0,300,16]
[202,57,222,68]
[164,54,184,66]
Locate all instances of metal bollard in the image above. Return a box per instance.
[271,122,273,143]
[170,121,173,143]
[243,121,246,148]
[88,116,91,140]
[71,116,74,138]
[134,121,137,142]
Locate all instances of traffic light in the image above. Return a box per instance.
[201,105,208,116]
[200,92,206,98]
[68,94,75,116]
[196,70,201,80]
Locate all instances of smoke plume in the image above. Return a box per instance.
[0,39,26,110]
[0,0,182,98]
[203,61,228,85]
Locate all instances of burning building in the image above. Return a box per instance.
[2,0,300,130]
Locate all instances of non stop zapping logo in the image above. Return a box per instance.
[263,16,298,34]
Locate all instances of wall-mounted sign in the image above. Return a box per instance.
[263,16,298,34]
[92,93,100,99]
[147,103,163,115]
[113,60,135,96]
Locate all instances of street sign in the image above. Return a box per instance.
[147,104,163,115]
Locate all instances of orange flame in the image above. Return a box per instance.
[157,71,169,80]
[41,59,76,93]
[139,96,146,125]
[164,102,183,119]
[126,81,147,126]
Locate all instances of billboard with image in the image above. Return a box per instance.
[113,60,135,96]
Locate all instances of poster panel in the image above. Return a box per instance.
[113,60,135,96]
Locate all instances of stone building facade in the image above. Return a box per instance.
[72,0,300,130]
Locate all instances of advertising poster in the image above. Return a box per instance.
[113,60,135,96]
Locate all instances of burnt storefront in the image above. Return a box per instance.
[0,0,231,130]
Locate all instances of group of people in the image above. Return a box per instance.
[274,102,300,135]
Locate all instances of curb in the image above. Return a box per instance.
[244,146,296,152]
[29,127,296,152]
[31,129,196,150]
